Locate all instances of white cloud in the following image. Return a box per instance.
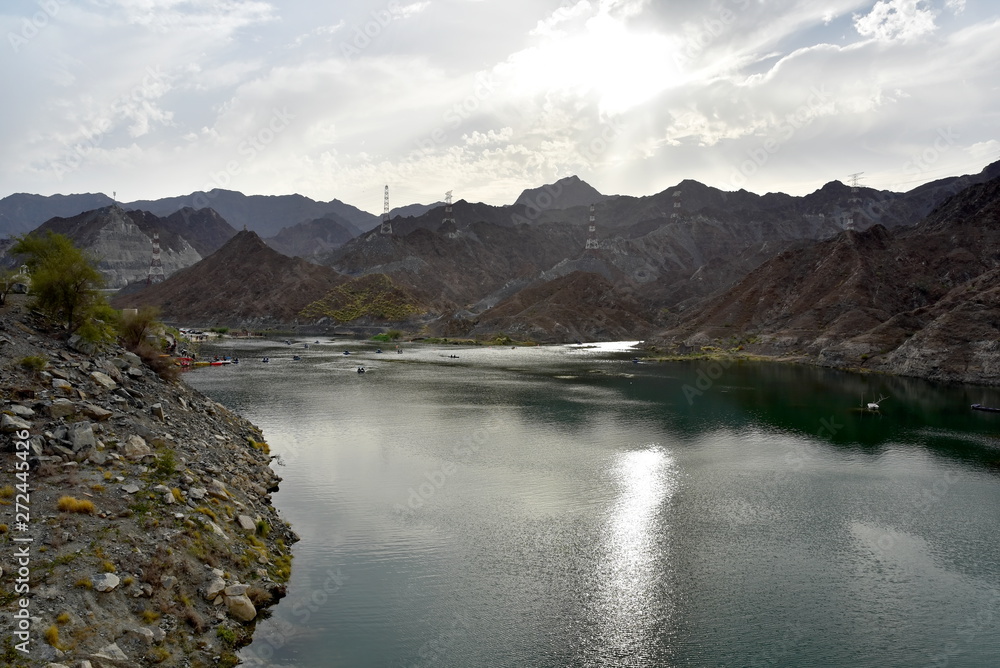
[462,128,515,146]
[392,1,432,19]
[853,0,937,41]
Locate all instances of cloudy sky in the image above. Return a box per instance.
[2,0,999,213]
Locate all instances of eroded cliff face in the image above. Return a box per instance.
[88,218,202,289]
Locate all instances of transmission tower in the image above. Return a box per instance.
[585,204,599,250]
[380,185,392,235]
[443,191,455,224]
[671,189,682,219]
[147,231,164,284]
[441,191,458,238]
[846,172,864,230]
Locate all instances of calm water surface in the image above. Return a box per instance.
[185,340,1000,667]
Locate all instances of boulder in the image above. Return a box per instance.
[225,594,257,622]
[205,577,226,601]
[122,435,151,460]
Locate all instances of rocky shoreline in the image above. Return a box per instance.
[0,296,296,667]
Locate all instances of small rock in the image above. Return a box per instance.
[88,449,109,466]
[208,520,229,540]
[1,413,31,433]
[89,370,118,390]
[48,398,77,418]
[52,378,73,393]
[208,479,229,499]
[128,627,155,644]
[226,593,257,622]
[78,661,94,668]
[161,575,178,590]
[121,483,140,494]
[188,487,207,501]
[8,404,35,418]
[123,351,142,367]
[80,402,113,421]
[236,515,256,532]
[91,642,129,665]
[151,627,166,643]
[93,573,120,592]
[151,403,165,420]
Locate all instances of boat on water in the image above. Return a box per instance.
[357,366,366,374]
[972,404,1000,413]
[262,357,270,363]
[376,348,383,354]
[343,350,351,356]
[293,355,302,361]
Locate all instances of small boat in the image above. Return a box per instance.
[357,366,366,374]
[210,359,232,366]
[448,354,460,359]
[376,348,383,354]
[343,350,351,356]
[262,357,269,363]
[632,357,641,364]
[303,344,309,349]
[292,355,301,361]
[972,404,1000,413]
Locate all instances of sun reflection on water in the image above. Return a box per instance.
[593,445,676,661]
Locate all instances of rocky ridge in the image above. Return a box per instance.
[0,296,295,667]
[656,173,1000,385]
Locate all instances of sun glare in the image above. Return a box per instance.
[505,12,683,115]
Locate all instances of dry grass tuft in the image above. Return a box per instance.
[57,496,95,514]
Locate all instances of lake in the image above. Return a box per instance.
[184,339,1000,667]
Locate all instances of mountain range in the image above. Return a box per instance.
[7,161,1000,384]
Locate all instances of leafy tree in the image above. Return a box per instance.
[10,231,109,337]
